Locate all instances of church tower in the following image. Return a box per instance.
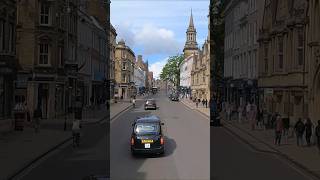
[183,9,199,58]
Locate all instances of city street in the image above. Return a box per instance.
[16,117,108,179]
[211,126,316,180]
[110,91,210,180]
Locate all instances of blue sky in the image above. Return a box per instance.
[111,0,209,79]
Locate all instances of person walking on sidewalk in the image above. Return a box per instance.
[33,105,42,133]
[72,119,81,147]
[246,102,251,122]
[205,99,208,108]
[238,105,243,124]
[226,103,231,121]
[202,99,205,107]
[315,120,320,154]
[294,118,305,146]
[250,104,257,130]
[196,100,199,108]
[305,118,314,146]
[275,115,283,146]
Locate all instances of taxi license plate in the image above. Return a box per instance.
[141,139,153,143]
[145,143,150,148]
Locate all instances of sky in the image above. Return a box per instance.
[111,0,209,79]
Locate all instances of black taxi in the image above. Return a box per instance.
[130,115,165,156]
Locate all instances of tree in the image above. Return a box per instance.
[160,54,184,89]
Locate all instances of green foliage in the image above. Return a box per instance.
[160,54,184,88]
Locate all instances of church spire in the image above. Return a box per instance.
[189,8,194,28]
[183,8,198,58]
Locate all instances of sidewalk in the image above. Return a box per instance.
[0,102,132,179]
[221,112,320,179]
[180,98,209,117]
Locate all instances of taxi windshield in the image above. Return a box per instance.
[134,123,159,135]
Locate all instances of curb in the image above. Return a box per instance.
[222,119,320,180]
[7,103,132,180]
[7,136,73,180]
[180,100,209,118]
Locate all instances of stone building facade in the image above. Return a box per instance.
[306,0,320,122]
[224,0,264,107]
[110,24,117,101]
[0,0,17,132]
[258,0,308,122]
[180,54,194,89]
[115,40,135,99]
[189,9,210,101]
[16,0,78,119]
[134,56,146,94]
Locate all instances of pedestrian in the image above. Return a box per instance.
[257,106,263,129]
[250,104,257,130]
[238,105,243,124]
[205,99,208,108]
[305,118,314,146]
[315,120,320,154]
[226,103,231,121]
[294,118,305,146]
[275,115,283,145]
[74,96,82,120]
[246,102,251,122]
[202,99,205,107]
[196,100,199,108]
[33,105,42,133]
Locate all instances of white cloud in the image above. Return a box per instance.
[149,57,169,79]
[114,22,135,47]
[134,24,181,55]
[114,23,182,56]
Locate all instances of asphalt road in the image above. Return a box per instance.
[110,92,210,180]
[19,117,107,179]
[211,126,315,180]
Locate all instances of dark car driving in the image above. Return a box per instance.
[131,115,165,156]
[144,99,157,110]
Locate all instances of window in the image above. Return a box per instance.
[122,62,126,70]
[0,20,5,51]
[264,45,268,73]
[297,29,304,66]
[278,37,283,70]
[9,23,14,53]
[122,74,126,83]
[40,3,50,25]
[134,123,159,135]
[39,43,49,65]
[203,71,205,83]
